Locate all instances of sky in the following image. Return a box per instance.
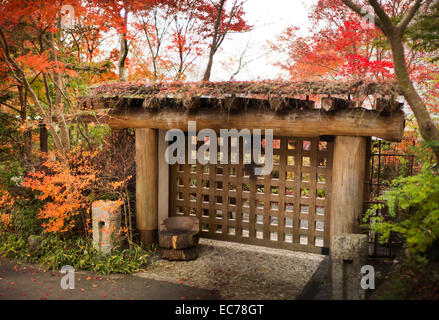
[191,0,318,81]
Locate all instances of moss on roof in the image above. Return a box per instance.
[80,80,402,112]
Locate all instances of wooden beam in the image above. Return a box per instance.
[108,109,405,141]
[329,136,367,243]
[135,128,159,246]
[321,97,355,111]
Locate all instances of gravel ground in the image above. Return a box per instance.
[136,238,326,300]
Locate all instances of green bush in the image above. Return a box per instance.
[365,164,439,264]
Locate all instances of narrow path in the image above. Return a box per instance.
[0,257,219,300]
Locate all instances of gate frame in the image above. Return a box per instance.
[131,109,404,252]
[168,135,334,254]
[80,80,406,253]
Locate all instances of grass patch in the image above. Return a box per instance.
[0,232,157,274]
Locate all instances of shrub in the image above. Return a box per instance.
[365,164,439,264]
[21,149,101,234]
[0,187,14,231]
[0,233,156,274]
[21,139,133,237]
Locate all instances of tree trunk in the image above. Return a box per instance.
[39,120,48,154]
[47,32,70,153]
[119,34,128,82]
[119,11,129,82]
[202,52,214,81]
[18,86,32,168]
[389,31,439,160]
[202,0,225,81]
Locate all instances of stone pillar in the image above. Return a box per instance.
[92,200,122,255]
[331,233,368,300]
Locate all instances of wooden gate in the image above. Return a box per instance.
[170,136,333,254]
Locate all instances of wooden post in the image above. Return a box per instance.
[136,128,158,246]
[330,136,367,243]
[158,130,169,231]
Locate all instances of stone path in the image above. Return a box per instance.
[139,238,327,300]
[0,238,329,300]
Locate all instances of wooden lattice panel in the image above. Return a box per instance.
[170,136,333,254]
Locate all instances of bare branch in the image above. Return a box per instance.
[368,0,394,31]
[0,102,22,114]
[398,0,423,32]
[340,0,387,32]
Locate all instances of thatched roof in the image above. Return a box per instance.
[80,80,402,112]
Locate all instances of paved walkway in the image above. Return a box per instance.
[0,239,331,300]
[0,257,219,300]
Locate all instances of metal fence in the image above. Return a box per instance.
[363,139,417,258]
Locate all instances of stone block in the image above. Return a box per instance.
[92,200,122,255]
[330,233,368,300]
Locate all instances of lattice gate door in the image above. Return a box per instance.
[170,136,333,254]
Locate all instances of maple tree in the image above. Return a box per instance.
[21,134,134,240]
[200,0,252,81]
[131,0,202,81]
[0,0,253,248]
[269,0,439,160]
[340,0,439,160]
[130,0,250,82]
[269,1,419,82]
[22,149,99,233]
[0,0,111,155]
